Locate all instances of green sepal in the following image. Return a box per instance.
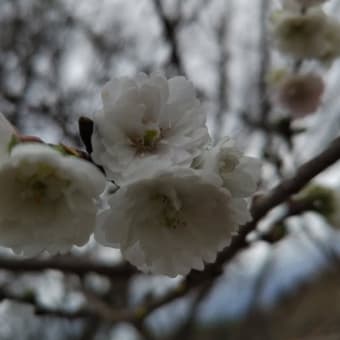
[7,134,20,153]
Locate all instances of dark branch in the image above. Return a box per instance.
[152,0,185,75]
[0,257,135,279]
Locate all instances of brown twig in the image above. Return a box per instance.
[152,0,185,75]
[213,4,231,141]
[258,0,271,126]
[0,257,135,279]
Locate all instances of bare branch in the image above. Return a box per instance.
[213,4,231,140]
[258,0,271,125]
[0,257,135,279]
[152,0,185,75]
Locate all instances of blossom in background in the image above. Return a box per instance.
[95,168,251,277]
[0,143,105,256]
[295,184,340,229]
[0,112,16,161]
[271,9,340,63]
[193,138,261,198]
[277,73,324,117]
[91,73,210,185]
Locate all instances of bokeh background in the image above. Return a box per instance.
[1,0,340,339]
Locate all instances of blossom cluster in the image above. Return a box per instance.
[0,73,261,277]
[91,74,261,276]
[270,0,335,117]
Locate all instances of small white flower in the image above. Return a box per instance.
[95,168,251,277]
[0,112,16,161]
[91,73,210,185]
[0,143,105,256]
[194,138,261,198]
[271,9,340,63]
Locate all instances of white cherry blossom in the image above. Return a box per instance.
[91,73,210,185]
[0,143,105,256]
[193,138,261,198]
[271,9,340,63]
[95,168,251,277]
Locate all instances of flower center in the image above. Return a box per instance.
[17,163,70,204]
[143,129,160,148]
[130,128,161,154]
[156,194,187,230]
[218,149,240,173]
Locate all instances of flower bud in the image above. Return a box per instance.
[277,73,324,117]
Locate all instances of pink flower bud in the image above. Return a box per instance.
[278,73,324,117]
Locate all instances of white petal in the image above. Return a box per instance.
[199,138,261,197]
[0,112,15,161]
[0,143,105,255]
[95,168,250,276]
[91,74,210,185]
